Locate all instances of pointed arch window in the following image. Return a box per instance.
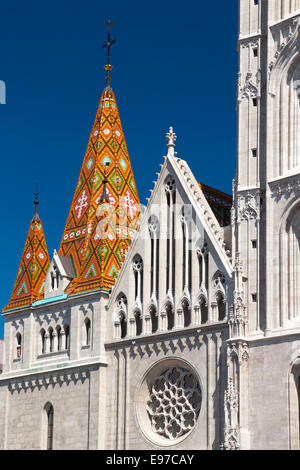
[217,292,226,321]
[149,306,158,334]
[56,326,62,351]
[41,329,46,354]
[48,327,54,353]
[135,313,143,336]
[133,255,143,304]
[115,293,128,340]
[200,297,208,324]
[51,265,59,290]
[120,313,127,339]
[16,332,22,359]
[165,176,176,295]
[64,324,70,350]
[212,271,226,321]
[197,242,209,289]
[167,305,174,331]
[148,215,160,301]
[44,402,54,450]
[84,318,91,346]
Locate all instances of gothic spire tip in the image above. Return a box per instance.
[166,127,177,158]
[102,20,116,90]
[32,183,41,222]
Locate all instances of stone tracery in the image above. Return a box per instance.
[146,366,201,441]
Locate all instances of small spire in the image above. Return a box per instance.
[166,126,177,158]
[32,183,41,222]
[102,20,116,89]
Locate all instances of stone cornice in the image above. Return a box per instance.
[0,357,107,383]
[105,322,228,350]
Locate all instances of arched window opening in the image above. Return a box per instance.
[167,306,174,331]
[135,313,142,336]
[56,326,62,351]
[84,318,91,346]
[182,220,187,290]
[49,327,54,353]
[149,215,160,301]
[133,255,143,304]
[41,329,46,354]
[166,191,170,292]
[200,298,208,324]
[120,313,127,339]
[16,332,22,359]
[116,293,127,339]
[64,324,70,350]
[51,265,59,290]
[150,309,158,334]
[217,293,226,321]
[45,403,54,450]
[197,242,209,289]
[150,235,154,294]
[183,307,191,328]
[165,176,176,295]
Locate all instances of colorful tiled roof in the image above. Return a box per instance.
[198,182,232,227]
[3,211,50,311]
[59,87,140,294]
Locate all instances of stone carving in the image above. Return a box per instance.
[164,175,176,194]
[227,341,249,365]
[146,366,201,440]
[269,17,300,72]
[229,255,248,337]
[166,127,177,158]
[238,72,260,102]
[223,378,240,450]
[270,176,300,201]
[237,190,260,221]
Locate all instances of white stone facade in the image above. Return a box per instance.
[1,0,300,450]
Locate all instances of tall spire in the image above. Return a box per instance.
[58,31,140,295]
[102,20,116,89]
[3,195,50,311]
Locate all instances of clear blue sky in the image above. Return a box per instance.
[0,0,238,337]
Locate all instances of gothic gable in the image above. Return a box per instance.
[107,129,233,341]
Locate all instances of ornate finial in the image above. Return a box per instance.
[166,127,177,157]
[32,183,41,222]
[102,20,116,89]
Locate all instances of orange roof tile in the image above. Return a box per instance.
[59,87,140,294]
[3,213,50,311]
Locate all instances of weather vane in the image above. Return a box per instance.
[102,19,116,88]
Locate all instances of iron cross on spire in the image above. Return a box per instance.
[32,182,41,222]
[102,20,116,88]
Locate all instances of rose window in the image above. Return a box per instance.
[146,367,201,441]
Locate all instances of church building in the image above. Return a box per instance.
[1,0,300,450]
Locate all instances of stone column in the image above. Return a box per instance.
[193,305,200,325]
[129,318,135,337]
[114,321,120,340]
[176,309,183,329]
[44,333,50,354]
[160,311,167,332]
[211,301,218,323]
[144,315,151,335]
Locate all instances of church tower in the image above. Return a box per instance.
[227,0,300,450]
